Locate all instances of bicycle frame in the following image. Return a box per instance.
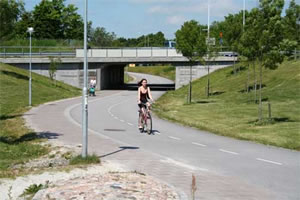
[138,103,152,134]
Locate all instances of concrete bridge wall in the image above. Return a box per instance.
[1,52,236,90]
[9,62,125,90]
[175,64,232,89]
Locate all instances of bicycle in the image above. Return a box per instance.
[138,103,152,134]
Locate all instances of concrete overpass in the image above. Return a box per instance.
[0,48,237,89]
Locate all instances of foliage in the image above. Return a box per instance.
[69,154,100,165]
[30,0,83,40]
[0,0,84,40]
[282,0,300,46]
[280,39,298,58]
[49,57,61,81]
[0,0,24,40]
[90,27,117,47]
[175,20,206,62]
[21,183,48,197]
[115,31,166,47]
[258,0,285,69]
[175,20,207,103]
[215,11,247,51]
[14,11,34,39]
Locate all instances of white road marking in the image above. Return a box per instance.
[120,120,125,122]
[219,149,239,155]
[168,136,181,140]
[192,142,207,147]
[256,158,282,165]
[155,132,161,135]
[114,117,119,120]
[160,158,208,172]
[127,123,133,126]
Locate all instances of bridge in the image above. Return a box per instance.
[0,47,237,89]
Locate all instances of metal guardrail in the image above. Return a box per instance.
[0,52,75,57]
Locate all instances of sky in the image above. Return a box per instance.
[23,0,298,39]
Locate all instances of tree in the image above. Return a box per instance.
[14,11,34,38]
[281,0,300,58]
[240,8,261,103]
[32,0,64,39]
[30,0,83,39]
[283,0,300,44]
[90,27,116,47]
[49,57,61,84]
[241,0,285,121]
[62,4,83,40]
[175,20,207,103]
[0,0,24,40]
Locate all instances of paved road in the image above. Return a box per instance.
[26,73,300,200]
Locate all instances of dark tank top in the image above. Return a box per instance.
[140,88,149,103]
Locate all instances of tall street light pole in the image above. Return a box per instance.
[27,27,34,107]
[206,0,210,97]
[82,0,88,158]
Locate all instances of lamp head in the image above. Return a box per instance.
[27,27,34,33]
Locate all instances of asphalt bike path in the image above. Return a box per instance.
[26,73,300,200]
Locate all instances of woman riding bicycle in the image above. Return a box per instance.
[137,78,154,130]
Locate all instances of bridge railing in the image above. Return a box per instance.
[76,47,183,58]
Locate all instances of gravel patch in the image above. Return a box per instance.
[0,140,179,200]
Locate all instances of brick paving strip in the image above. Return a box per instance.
[23,91,272,200]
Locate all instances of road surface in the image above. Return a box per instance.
[26,72,300,200]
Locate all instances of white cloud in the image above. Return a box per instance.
[166,15,186,25]
[148,6,165,14]
[146,0,245,18]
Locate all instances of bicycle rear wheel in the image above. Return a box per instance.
[138,109,145,133]
[146,112,152,134]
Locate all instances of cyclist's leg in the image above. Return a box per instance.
[146,102,151,111]
[138,104,143,129]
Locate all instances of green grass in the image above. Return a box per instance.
[128,65,175,81]
[20,183,48,198]
[69,154,100,165]
[0,63,81,177]
[154,60,300,150]
[124,67,135,83]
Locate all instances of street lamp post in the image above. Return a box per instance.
[27,27,34,107]
[207,0,210,97]
[82,0,88,158]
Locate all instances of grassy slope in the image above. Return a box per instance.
[128,65,175,81]
[0,63,81,177]
[154,60,300,150]
[124,67,135,83]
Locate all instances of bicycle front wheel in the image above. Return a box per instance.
[146,112,152,134]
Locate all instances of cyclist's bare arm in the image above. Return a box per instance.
[137,87,141,104]
[147,87,154,102]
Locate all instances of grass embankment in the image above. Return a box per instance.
[128,65,175,81]
[0,63,81,177]
[154,60,300,150]
[124,66,135,83]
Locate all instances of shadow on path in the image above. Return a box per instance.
[38,132,63,139]
[99,146,139,158]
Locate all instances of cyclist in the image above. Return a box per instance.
[137,78,154,130]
